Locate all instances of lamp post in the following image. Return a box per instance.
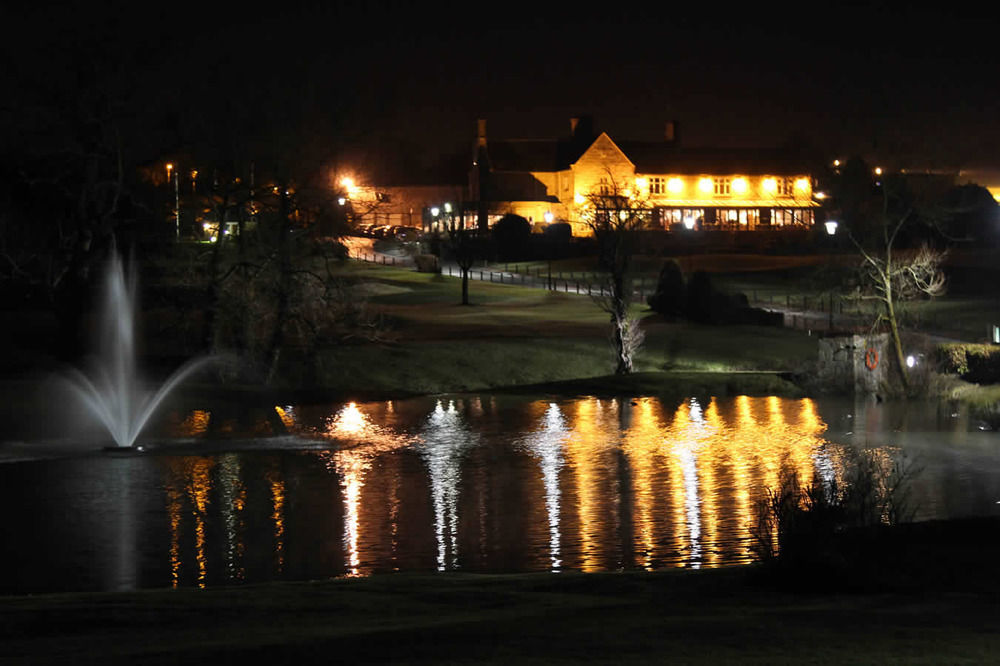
[825,220,838,330]
[174,169,180,240]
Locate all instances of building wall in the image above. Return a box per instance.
[354,184,465,229]
[569,134,637,204]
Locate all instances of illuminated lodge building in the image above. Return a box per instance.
[470,118,820,237]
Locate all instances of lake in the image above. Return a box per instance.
[1,394,998,594]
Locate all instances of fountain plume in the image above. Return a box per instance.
[66,251,211,448]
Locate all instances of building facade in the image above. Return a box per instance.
[471,118,821,236]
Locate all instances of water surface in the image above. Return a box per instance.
[1,394,997,594]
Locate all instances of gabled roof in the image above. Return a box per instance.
[574,132,635,168]
[618,142,814,175]
[483,130,816,176]
[485,137,594,172]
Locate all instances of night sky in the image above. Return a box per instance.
[3,1,997,179]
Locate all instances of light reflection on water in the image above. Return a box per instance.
[2,395,998,593]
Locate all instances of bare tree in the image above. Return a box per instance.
[583,172,650,374]
[849,177,948,392]
[446,223,485,306]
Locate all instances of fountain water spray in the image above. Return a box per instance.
[66,251,211,448]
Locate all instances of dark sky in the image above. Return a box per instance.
[4,1,998,176]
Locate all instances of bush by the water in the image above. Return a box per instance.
[750,449,919,589]
[935,343,1000,383]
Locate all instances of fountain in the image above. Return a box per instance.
[65,250,211,449]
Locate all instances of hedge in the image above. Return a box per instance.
[935,343,1000,384]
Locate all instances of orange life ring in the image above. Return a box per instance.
[865,348,879,371]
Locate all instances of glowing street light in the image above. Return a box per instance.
[543,211,554,223]
[824,220,838,236]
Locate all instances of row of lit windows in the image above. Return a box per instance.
[636,176,810,197]
[653,207,816,228]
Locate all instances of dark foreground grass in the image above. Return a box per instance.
[3,518,1000,664]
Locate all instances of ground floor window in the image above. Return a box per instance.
[770,209,814,227]
[712,208,760,230]
[639,206,815,231]
[655,208,704,229]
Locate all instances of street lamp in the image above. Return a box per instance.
[825,220,838,330]
[164,163,180,240]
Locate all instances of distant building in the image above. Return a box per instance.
[347,183,466,231]
[470,117,822,236]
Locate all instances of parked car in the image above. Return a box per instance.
[392,226,422,242]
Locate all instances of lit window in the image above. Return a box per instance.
[713,178,731,195]
[648,177,665,194]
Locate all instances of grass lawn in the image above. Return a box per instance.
[3,517,999,664]
[285,262,818,397]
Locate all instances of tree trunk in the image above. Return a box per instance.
[264,188,293,385]
[613,303,633,375]
[885,286,909,391]
[461,268,469,305]
[201,191,228,353]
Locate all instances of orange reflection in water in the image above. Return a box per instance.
[554,395,832,569]
[163,457,216,588]
[316,402,417,577]
[563,398,616,572]
[620,397,666,570]
[265,466,286,574]
[167,410,211,437]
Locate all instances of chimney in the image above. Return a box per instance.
[665,120,679,143]
[570,115,593,140]
[476,118,487,147]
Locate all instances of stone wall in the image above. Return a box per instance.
[817,333,889,394]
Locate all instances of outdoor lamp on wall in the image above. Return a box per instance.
[544,211,554,223]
